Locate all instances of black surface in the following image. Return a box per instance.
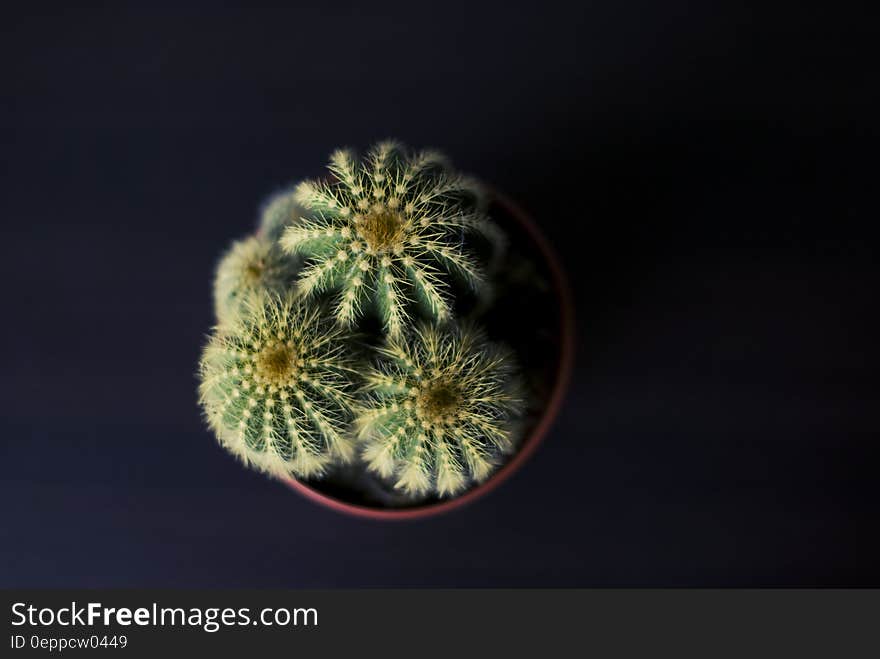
[1,2,877,586]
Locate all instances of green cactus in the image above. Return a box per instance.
[199,294,357,479]
[258,187,306,241]
[357,323,524,497]
[213,235,301,327]
[279,141,498,337]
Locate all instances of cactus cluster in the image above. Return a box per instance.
[199,141,527,502]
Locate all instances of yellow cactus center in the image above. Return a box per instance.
[243,259,265,285]
[357,206,405,253]
[417,380,462,424]
[255,341,298,386]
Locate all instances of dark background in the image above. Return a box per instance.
[1,2,877,586]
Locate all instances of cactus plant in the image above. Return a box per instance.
[357,323,524,497]
[199,140,544,507]
[213,235,301,327]
[199,294,357,478]
[280,141,499,337]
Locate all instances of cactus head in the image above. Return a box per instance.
[199,294,357,479]
[280,141,498,338]
[357,323,524,498]
[213,235,300,327]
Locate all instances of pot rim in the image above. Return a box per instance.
[283,186,575,520]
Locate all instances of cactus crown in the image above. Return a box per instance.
[199,294,357,478]
[280,141,497,337]
[357,323,524,497]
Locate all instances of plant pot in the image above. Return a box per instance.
[282,188,575,519]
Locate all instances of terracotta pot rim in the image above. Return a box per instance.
[283,186,575,520]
